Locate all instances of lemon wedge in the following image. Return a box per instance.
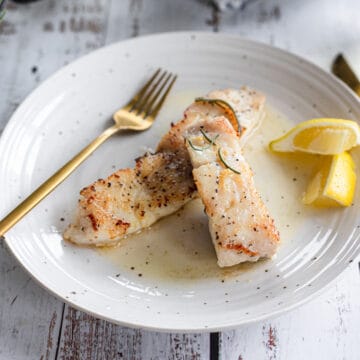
[302,152,356,207]
[269,119,360,155]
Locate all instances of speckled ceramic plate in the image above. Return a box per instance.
[1,32,360,332]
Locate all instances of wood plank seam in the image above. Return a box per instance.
[55,303,66,360]
[210,332,220,360]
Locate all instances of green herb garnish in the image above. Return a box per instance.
[187,129,219,152]
[200,128,219,145]
[218,148,241,174]
[195,97,242,134]
[187,138,211,152]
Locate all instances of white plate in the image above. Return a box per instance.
[1,32,360,332]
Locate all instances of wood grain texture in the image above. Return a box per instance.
[219,0,360,69]
[0,0,360,359]
[220,262,360,360]
[0,239,63,360]
[56,306,209,360]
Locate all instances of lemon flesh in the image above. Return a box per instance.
[302,152,356,207]
[270,118,360,155]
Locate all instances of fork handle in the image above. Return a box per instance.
[0,124,119,237]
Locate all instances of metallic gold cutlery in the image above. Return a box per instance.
[332,53,360,96]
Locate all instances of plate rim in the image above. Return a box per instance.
[1,31,360,332]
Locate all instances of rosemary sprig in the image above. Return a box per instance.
[200,128,219,144]
[218,148,241,174]
[187,129,219,152]
[187,138,211,152]
[195,97,242,133]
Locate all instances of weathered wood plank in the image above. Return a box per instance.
[220,261,360,360]
[56,307,142,360]
[57,306,209,360]
[0,0,111,131]
[219,0,360,69]
[0,239,64,360]
[106,0,213,40]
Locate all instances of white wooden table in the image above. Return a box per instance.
[1,0,360,358]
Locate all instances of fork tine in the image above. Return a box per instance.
[124,68,161,110]
[141,73,172,116]
[147,74,177,119]
[133,70,168,114]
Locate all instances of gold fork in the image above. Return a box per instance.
[0,68,177,237]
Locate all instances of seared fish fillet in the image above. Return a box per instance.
[185,117,279,267]
[64,152,196,245]
[64,87,265,246]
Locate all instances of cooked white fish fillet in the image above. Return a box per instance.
[64,87,265,246]
[64,152,196,246]
[185,117,280,267]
